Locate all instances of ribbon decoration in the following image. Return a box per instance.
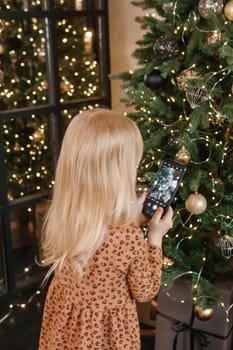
[172,320,209,350]
[157,310,233,350]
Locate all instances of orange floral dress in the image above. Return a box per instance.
[39,223,162,350]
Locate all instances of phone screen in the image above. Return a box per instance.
[142,160,186,218]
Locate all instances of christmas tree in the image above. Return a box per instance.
[112,0,233,311]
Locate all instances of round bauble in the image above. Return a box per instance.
[194,305,214,321]
[224,0,233,21]
[185,193,207,215]
[153,37,179,60]
[198,0,223,19]
[216,235,233,259]
[32,128,45,143]
[206,31,222,44]
[175,146,191,165]
[175,69,202,91]
[144,69,166,90]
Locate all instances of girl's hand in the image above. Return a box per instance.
[147,206,174,247]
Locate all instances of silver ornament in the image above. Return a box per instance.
[186,87,209,109]
[216,235,233,259]
[198,0,224,19]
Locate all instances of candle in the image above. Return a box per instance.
[84,31,93,54]
[75,0,83,10]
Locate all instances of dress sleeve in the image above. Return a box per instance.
[126,226,163,302]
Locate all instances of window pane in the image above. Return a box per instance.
[57,16,101,102]
[0,1,43,11]
[10,203,47,289]
[3,114,53,200]
[0,18,48,109]
[54,0,104,11]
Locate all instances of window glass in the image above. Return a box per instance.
[10,203,48,289]
[3,114,53,200]
[0,18,48,109]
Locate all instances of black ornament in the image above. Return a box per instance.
[153,37,179,60]
[144,69,165,90]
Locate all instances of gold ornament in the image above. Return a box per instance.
[175,146,191,165]
[185,193,207,215]
[224,0,233,21]
[32,128,45,143]
[194,305,214,321]
[163,256,174,269]
[198,0,223,19]
[212,112,226,127]
[13,142,21,152]
[175,69,202,91]
[206,31,222,44]
[60,80,71,92]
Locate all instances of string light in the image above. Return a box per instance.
[0,290,44,325]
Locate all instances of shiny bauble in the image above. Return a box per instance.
[206,31,222,44]
[216,235,233,259]
[144,69,166,90]
[185,193,207,215]
[153,37,179,60]
[224,0,233,21]
[32,128,45,143]
[163,256,175,269]
[175,69,202,91]
[194,305,214,321]
[198,0,223,19]
[175,146,191,165]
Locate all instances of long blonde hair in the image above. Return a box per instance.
[41,108,143,278]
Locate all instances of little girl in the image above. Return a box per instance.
[39,108,173,350]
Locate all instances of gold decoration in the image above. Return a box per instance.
[185,193,207,215]
[212,112,226,127]
[14,142,21,152]
[32,128,45,143]
[198,0,223,19]
[175,69,202,91]
[175,146,191,165]
[224,0,233,21]
[60,80,71,92]
[163,256,174,269]
[206,31,222,44]
[194,305,214,321]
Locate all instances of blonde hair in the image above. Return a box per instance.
[41,108,143,278]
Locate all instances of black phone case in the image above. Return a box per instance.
[142,159,186,218]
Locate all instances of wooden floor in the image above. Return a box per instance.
[0,290,155,350]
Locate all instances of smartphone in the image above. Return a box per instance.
[142,159,186,218]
